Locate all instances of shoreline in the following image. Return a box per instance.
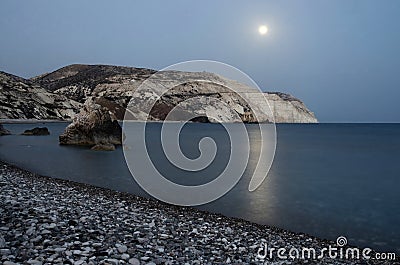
[0,161,396,264]
[0,119,70,124]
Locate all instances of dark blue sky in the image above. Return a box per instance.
[1,0,399,122]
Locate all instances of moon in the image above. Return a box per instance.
[258,25,268,35]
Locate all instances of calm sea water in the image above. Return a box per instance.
[0,122,399,254]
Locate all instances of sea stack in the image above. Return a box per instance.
[59,97,122,151]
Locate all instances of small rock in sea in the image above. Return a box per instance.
[121,253,130,260]
[21,127,50,136]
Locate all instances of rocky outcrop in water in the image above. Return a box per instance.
[59,98,122,150]
[0,124,11,136]
[21,127,50,136]
[0,71,81,120]
[90,143,116,151]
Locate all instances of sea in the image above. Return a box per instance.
[0,122,399,254]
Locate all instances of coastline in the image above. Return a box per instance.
[0,161,396,264]
[0,119,70,124]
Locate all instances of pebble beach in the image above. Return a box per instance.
[0,161,397,265]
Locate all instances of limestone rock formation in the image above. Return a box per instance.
[0,64,317,123]
[0,124,11,136]
[32,64,318,123]
[91,143,116,151]
[59,98,122,150]
[21,127,50,136]
[265,92,318,123]
[0,71,81,120]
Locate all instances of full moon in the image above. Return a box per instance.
[258,25,268,35]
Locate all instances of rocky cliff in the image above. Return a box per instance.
[0,71,81,120]
[264,92,318,123]
[0,64,317,123]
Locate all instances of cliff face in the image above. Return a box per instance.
[0,64,317,123]
[265,93,317,123]
[0,71,81,120]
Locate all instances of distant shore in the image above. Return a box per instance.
[0,161,396,264]
[0,119,70,124]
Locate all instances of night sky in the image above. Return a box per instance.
[1,0,399,122]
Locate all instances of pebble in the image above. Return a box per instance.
[128,258,140,265]
[117,244,127,253]
[3,261,17,265]
[0,162,376,265]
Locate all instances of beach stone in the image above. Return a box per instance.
[128,258,140,265]
[0,236,5,248]
[54,247,66,252]
[104,258,119,265]
[26,259,42,265]
[117,244,127,253]
[0,161,375,265]
[3,261,17,265]
[0,248,11,255]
